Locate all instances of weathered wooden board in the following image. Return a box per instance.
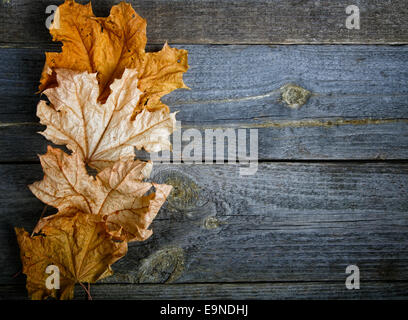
[1,45,408,161]
[2,163,408,295]
[73,281,408,300]
[2,282,408,300]
[2,121,408,162]
[3,45,408,122]
[1,0,408,45]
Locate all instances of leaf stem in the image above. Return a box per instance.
[11,270,22,278]
[79,282,93,300]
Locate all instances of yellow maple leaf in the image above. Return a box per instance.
[40,0,189,117]
[38,68,177,171]
[29,146,172,242]
[15,212,127,300]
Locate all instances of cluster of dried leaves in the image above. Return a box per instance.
[15,0,188,300]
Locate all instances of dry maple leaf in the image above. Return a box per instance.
[38,68,177,171]
[29,146,172,242]
[40,0,189,117]
[15,212,127,300]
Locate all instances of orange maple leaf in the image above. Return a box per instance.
[29,146,172,242]
[16,212,127,300]
[40,0,189,117]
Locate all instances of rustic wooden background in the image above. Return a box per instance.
[0,0,407,299]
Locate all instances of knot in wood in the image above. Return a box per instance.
[204,216,221,230]
[137,247,185,284]
[280,83,311,109]
[154,170,200,212]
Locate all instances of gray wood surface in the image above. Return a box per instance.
[2,282,408,300]
[1,0,408,45]
[1,0,408,300]
[2,162,408,299]
[1,45,408,161]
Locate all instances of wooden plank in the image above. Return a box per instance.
[1,282,408,300]
[1,45,408,161]
[2,121,408,162]
[1,0,408,45]
[3,163,408,288]
[3,45,408,122]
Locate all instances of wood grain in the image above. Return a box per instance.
[72,281,408,300]
[1,0,408,45]
[1,45,408,161]
[2,163,408,294]
[1,282,408,300]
